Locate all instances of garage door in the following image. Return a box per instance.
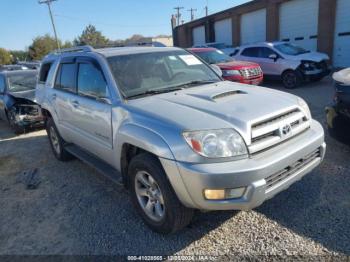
[241,9,266,45]
[333,0,350,68]
[214,19,232,46]
[279,0,319,51]
[192,26,206,46]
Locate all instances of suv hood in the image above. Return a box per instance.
[8,89,36,102]
[127,81,300,143]
[217,60,259,70]
[285,51,329,62]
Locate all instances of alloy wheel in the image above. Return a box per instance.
[135,170,165,222]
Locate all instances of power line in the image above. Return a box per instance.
[38,0,60,50]
[54,14,169,28]
[173,6,184,26]
[187,8,197,21]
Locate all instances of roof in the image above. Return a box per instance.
[0,69,38,77]
[44,46,183,61]
[95,46,181,57]
[188,47,217,52]
[238,41,286,48]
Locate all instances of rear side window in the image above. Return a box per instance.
[55,63,76,93]
[0,75,5,92]
[77,63,109,99]
[241,47,260,57]
[39,63,52,83]
[260,47,277,58]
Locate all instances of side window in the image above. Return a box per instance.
[241,47,260,57]
[77,63,109,99]
[0,76,5,93]
[260,47,277,58]
[55,63,76,93]
[39,62,52,83]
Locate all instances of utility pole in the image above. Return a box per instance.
[187,8,197,21]
[174,6,184,26]
[205,6,208,16]
[38,0,60,50]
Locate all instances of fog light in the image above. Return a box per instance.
[226,187,246,199]
[204,187,246,200]
[204,189,225,200]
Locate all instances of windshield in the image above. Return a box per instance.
[107,50,221,98]
[8,72,37,92]
[274,43,310,56]
[208,43,227,49]
[195,50,233,64]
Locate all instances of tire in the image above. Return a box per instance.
[46,117,74,161]
[129,153,194,234]
[282,70,302,89]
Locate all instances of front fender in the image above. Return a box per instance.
[116,123,175,163]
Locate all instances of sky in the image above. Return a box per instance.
[0,0,252,50]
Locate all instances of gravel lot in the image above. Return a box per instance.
[0,77,349,258]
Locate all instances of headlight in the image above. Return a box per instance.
[183,129,248,158]
[297,97,312,119]
[222,70,241,77]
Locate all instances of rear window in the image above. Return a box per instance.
[39,62,52,83]
[241,47,260,57]
[55,63,76,93]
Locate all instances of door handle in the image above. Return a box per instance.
[71,100,79,108]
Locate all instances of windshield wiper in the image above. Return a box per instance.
[169,80,219,90]
[126,87,185,99]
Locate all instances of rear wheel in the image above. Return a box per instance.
[46,118,74,161]
[282,70,302,89]
[129,153,194,234]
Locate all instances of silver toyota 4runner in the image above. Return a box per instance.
[36,46,326,234]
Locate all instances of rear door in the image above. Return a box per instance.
[51,58,78,142]
[71,57,113,159]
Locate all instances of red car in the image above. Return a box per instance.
[188,48,263,85]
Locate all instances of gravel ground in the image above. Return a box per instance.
[0,77,349,258]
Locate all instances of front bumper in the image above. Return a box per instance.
[302,68,331,80]
[160,120,325,211]
[224,75,263,85]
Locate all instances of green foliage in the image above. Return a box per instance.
[74,24,109,48]
[0,48,12,65]
[28,34,59,60]
[28,34,73,60]
[10,50,30,62]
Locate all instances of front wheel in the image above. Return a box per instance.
[129,153,194,234]
[282,70,302,89]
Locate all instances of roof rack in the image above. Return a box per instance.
[49,45,94,55]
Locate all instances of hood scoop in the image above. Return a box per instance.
[212,90,247,100]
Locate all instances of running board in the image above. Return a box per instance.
[65,144,123,186]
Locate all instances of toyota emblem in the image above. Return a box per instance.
[281,124,292,136]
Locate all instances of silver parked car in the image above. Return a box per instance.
[36,46,326,233]
[233,42,331,88]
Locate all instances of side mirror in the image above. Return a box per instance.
[210,64,223,77]
[269,54,278,62]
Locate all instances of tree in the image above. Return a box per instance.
[0,48,12,65]
[10,50,30,63]
[74,24,109,48]
[28,34,72,60]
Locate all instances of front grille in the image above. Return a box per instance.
[315,60,328,70]
[239,67,262,79]
[249,108,310,154]
[265,148,321,191]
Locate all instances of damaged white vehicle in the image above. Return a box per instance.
[0,70,44,134]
